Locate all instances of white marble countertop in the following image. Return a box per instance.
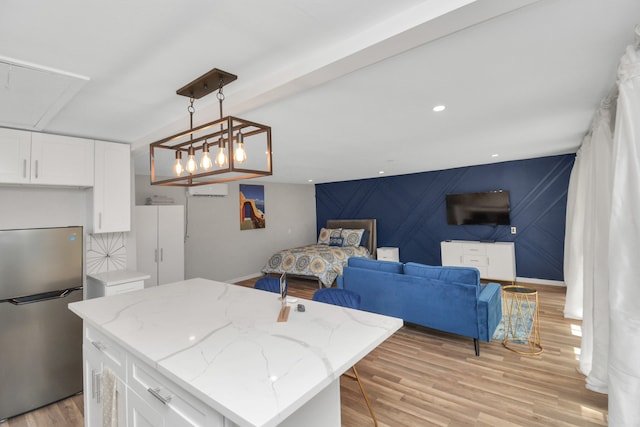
[68,278,402,427]
[86,270,150,286]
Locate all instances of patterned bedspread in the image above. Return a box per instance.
[262,244,371,286]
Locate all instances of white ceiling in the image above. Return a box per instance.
[1,0,639,184]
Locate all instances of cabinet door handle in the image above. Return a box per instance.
[91,340,106,352]
[155,249,158,263]
[34,160,39,179]
[23,159,27,178]
[92,370,102,403]
[160,248,164,262]
[148,387,172,404]
[91,369,97,399]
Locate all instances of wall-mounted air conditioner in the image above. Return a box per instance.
[187,184,229,197]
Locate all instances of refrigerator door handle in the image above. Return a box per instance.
[0,286,83,305]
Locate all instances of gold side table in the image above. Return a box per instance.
[502,285,543,355]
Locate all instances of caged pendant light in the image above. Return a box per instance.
[149,68,272,186]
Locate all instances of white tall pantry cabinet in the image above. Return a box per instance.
[135,206,184,287]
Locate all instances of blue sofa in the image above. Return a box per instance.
[337,257,502,356]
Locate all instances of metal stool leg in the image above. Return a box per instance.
[344,365,378,427]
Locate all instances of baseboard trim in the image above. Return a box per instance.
[229,272,264,284]
[517,277,565,287]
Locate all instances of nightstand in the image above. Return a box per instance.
[377,247,400,262]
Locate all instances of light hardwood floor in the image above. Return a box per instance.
[5,278,606,427]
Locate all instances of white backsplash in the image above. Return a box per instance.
[87,232,127,274]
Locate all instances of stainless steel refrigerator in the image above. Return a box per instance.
[0,226,84,422]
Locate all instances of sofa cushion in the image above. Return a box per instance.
[403,262,480,286]
[347,257,403,274]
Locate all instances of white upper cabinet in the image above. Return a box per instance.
[30,132,94,186]
[92,140,131,233]
[0,127,31,183]
[1,128,95,186]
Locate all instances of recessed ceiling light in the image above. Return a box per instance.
[491,153,499,158]
[433,105,446,112]
[379,171,385,174]
[307,179,313,183]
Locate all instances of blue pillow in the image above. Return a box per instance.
[360,229,370,247]
[329,236,344,246]
[317,228,342,245]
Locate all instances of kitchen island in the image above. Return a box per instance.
[68,278,402,427]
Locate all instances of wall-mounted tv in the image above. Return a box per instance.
[446,190,510,225]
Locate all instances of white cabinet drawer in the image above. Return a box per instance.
[85,325,126,378]
[128,357,224,427]
[105,280,144,296]
[462,255,488,266]
[127,387,165,427]
[462,244,486,255]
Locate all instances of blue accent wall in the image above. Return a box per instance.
[316,155,574,281]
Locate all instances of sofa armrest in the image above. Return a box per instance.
[477,282,502,341]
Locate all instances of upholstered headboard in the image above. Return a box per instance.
[326,218,377,257]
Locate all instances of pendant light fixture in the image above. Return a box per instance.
[150,68,272,186]
[200,141,212,170]
[235,131,247,163]
[174,151,184,175]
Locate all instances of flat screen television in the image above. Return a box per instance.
[446,190,510,225]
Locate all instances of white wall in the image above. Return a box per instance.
[0,186,90,290]
[0,186,88,230]
[134,176,316,283]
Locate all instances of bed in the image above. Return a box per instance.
[261,219,377,288]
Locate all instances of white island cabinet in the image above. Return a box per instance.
[68,278,402,427]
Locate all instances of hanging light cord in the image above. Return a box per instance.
[217,79,225,118]
[188,97,195,139]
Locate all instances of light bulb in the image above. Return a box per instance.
[186,146,197,174]
[200,142,212,170]
[174,151,184,176]
[215,138,227,167]
[234,132,247,163]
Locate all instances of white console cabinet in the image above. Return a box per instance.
[441,240,516,283]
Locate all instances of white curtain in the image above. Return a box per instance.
[563,132,586,321]
[564,27,640,425]
[563,100,613,388]
[608,40,640,426]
